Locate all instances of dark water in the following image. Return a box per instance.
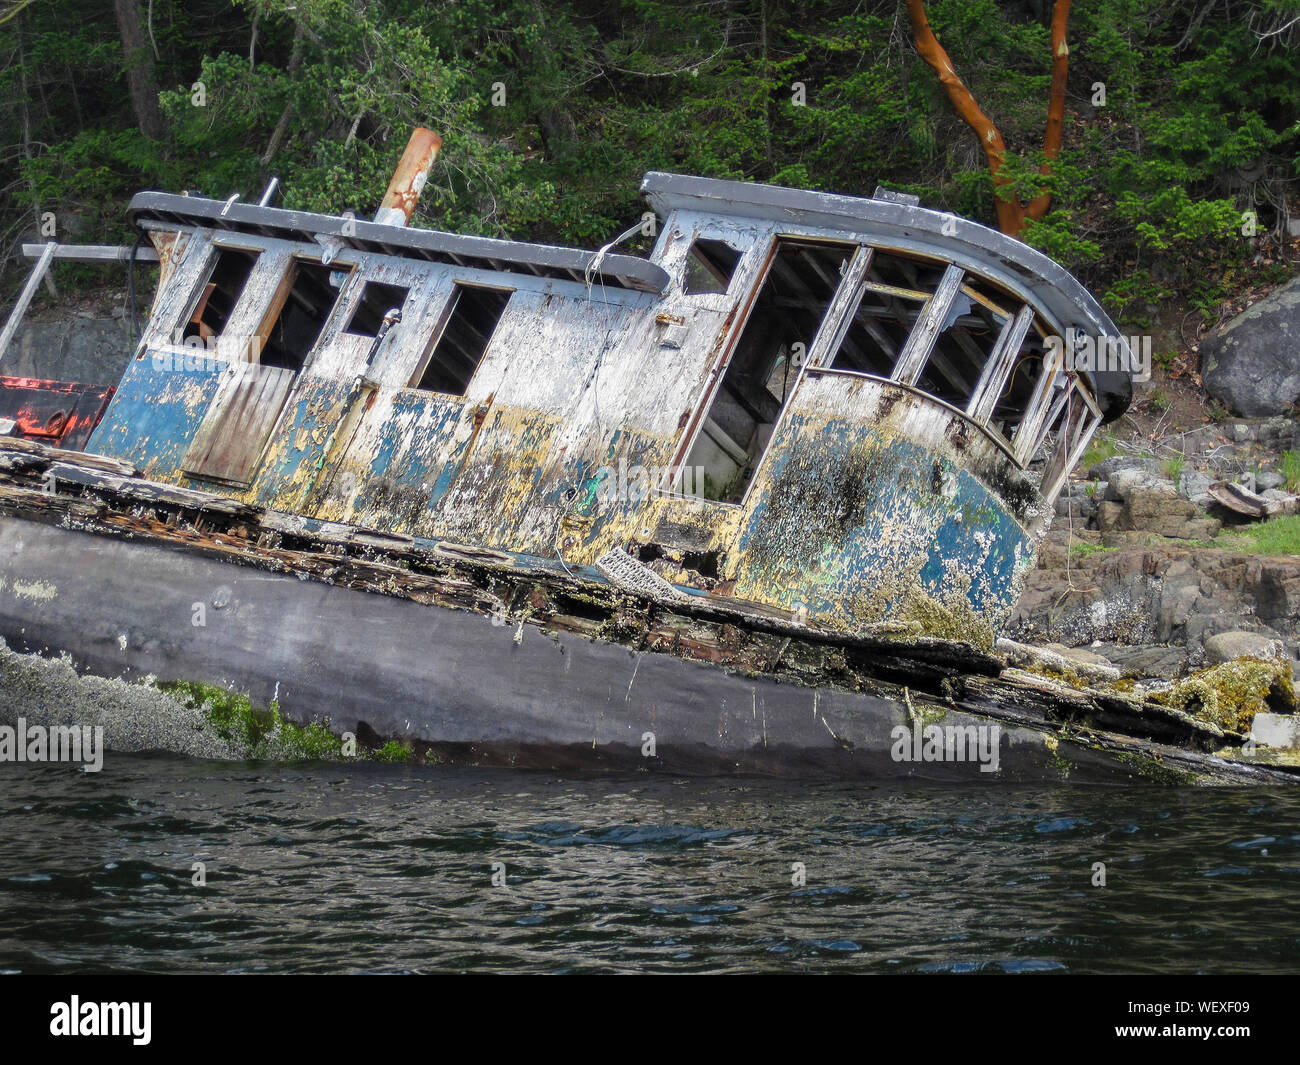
[2,758,1299,974]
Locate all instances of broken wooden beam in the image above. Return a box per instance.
[1208,480,1300,518]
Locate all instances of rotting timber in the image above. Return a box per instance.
[0,129,1292,782]
[0,439,1289,783]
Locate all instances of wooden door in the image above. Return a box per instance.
[182,362,296,485]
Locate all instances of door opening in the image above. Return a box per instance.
[684,239,855,503]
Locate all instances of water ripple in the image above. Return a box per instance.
[1,762,1298,972]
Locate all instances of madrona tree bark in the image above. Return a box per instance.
[906,0,1071,238]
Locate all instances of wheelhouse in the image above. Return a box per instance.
[63,149,1131,636]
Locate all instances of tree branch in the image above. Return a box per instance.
[907,0,1071,237]
[905,0,1019,234]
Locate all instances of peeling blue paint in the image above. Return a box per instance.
[733,411,1031,626]
[87,354,224,475]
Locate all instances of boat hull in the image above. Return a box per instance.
[0,515,1281,784]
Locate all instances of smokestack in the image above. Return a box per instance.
[373,128,442,227]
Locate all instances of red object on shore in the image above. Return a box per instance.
[0,376,115,451]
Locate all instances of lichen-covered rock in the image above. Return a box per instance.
[1177,468,1214,507]
[1096,483,1221,539]
[1088,456,1165,481]
[1202,274,1300,416]
[995,637,1121,685]
[1124,488,1220,539]
[1011,542,1300,666]
[1151,655,1297,733]
[5,317,135,385]
[1094,643,1189,679]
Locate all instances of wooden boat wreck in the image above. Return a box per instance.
[0,129,1293,783]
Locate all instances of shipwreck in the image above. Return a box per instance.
[0,128,1292,783]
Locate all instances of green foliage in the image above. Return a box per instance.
[1163,454,1185,482]
[20,129,179,241]
[3,0,1299,313]
[1021,209,1104,272]
[1283,450,1300,492]
[1188,280,1230,325]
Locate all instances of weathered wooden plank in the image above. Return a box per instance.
[806,246,875,369]
[21,243,160,263]
[891,263,965,386]
[1209,480,1300,518]
[45,461,261,517]
[1013,339,1066,465]
[0,436,139,476]
[0,242,57,365]
[966,303,1035,425]
[0,452,47,474]
[183,362,296,484]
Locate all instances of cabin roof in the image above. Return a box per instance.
[642,172,1113,342]
[126,191,671,294]
[641,172,1133,420]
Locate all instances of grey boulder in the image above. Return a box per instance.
[1202,275,1300,416]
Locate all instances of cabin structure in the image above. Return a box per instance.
[69,132,1130,640]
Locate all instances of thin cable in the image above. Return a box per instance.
[584,218,644,298]
[127,231,144,341]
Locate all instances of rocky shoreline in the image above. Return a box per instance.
[1011,413,1300,701]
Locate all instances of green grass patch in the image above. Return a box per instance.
[1081,432,1119,471]
[1215,514,1300,556]
[1069,542,1118,560]
[1282,450,1300,492]
[1162,454,1185,483]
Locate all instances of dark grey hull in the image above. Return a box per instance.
[0,515,1286,784]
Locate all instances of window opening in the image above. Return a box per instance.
[412,284,510,395]
[182,247,258,345]
[829,250,948,379]
[683,238,742,295]
[344,281,410,337]
[259,260,340,371]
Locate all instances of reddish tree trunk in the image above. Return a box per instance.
[907,0,1071,238]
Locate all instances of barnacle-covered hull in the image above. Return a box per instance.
[0,458,1288,784]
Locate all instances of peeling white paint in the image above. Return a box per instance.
[13,579,57,602]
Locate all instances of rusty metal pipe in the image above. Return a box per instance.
[373,128,442,227]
